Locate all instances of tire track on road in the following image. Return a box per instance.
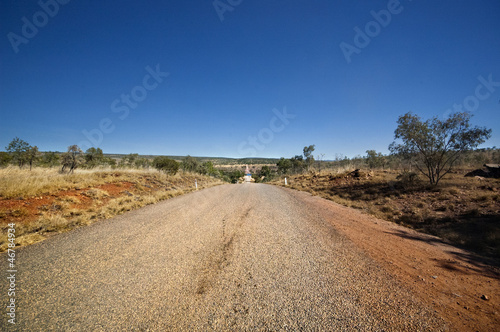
[196,203,253,296]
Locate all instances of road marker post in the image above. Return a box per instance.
[285,177,287,185]
[195,179,198,190]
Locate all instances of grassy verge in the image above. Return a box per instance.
[271,169,500,259]
[0,167,223,251]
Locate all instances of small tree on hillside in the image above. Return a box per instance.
[85,147,104,168]
[103,157,117,167]
[26,146,41,171]
[200,161,219,176]
[0,152,12,167]
[181,155,200,173]
[366,150,385,169]
[126,153,139,166]
[134,157,150,168]
[6,137,30,168]
[291,155,304,174]
[227,169,244,183]
[61,145,83,173]
[389,112,491,185]
[258,165,272,181]
[42,151,60,167]
[303,145,315,171]
[153,156,179,175]
[276,157,292,175]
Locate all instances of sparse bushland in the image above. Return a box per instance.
[219,168,244,183]
[0,167,223,252]
[275,145,500,180]
[265,112,497,259]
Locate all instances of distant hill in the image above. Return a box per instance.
[101,154,279,165]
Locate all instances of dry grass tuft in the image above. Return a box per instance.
[83,188,109,200]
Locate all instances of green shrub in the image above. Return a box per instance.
[396,170,420,189]
[152,157,179,175]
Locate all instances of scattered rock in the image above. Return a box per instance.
[481,295,490,301]
[465,164,500,178]
[431,275,437,279]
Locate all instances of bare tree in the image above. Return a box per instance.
[317,153,325,172]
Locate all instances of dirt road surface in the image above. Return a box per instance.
[4,183,494,330]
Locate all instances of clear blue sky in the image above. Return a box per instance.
[1,0,499,159]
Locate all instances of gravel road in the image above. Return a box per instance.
[1,184,446,331]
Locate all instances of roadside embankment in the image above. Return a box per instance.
[0,167,223,251]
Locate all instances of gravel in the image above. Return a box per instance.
[1,183,446,331]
